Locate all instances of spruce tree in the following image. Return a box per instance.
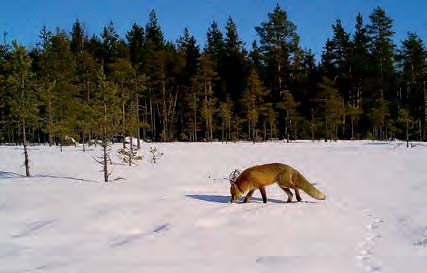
[223,17,248,111]
[70,19,86,54]
[126,23,145,68]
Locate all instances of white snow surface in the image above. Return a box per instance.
[1,141,427,273]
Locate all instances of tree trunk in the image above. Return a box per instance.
[103,97,109,182]
[263,120,267,142]
[136,92,141,150]
[209,82,213,141]
[122,83,126,149]
[228,115,231,142]
[311,109,314,142]
[194,99,197,142]
[48,98,53,146]
[168,87,179,141]
[150,96,156,140]
[143,96,148,140]
[82,127,86,152]
[324,119,328,142]
[351,117,354,140]
[162,74,167,141]
[22,121,30,176]
[278,63,282,94]
[406,120,409,148]
[60,133,63,152]
[103,140,109,182]
[204,76,208,141]
[286,110,290,143]
[129,135,133,166]
[221,119,224,142]
[294,120,297,140]
[311,122,314,142]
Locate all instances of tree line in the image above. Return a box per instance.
[1,4,426,148]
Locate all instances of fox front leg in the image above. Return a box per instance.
[259,186,267,203]
[244,190,255,203]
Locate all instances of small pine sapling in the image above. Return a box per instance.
[118,147,143,166]
[149,146,163,164]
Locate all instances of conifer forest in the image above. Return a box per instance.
[1,5,427,145]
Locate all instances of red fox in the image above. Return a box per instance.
[229,163,325,203]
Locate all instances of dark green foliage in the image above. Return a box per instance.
[1,5,426,146]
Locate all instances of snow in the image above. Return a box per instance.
[1,141,427,273]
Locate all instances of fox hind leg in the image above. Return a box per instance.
[244,190,255,203]
[281,187,293,203]
[294,188,302,202]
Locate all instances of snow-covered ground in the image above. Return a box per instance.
[1,140,427,273]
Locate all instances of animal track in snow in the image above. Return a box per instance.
[414,226,427,247]
[110,223,169,247]
[12,219,57,238]
[356,210,384,272]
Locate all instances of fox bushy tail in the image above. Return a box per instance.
[293,171,326,200]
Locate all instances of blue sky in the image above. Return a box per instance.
[1,0,427,59]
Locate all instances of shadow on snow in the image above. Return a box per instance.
[185,194,315,204]
[0,170,98,183]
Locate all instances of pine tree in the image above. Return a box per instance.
[4,41,39,176]
[93,69,120,182]
[198,53,218,141]
[241,71,269,141]
[184,75,202,141]
[218,96,233,142]
[397,32,426,139]
[48,30,79,150]
[0,44,7,143]
[351,13,370,109]
[346,103,363,140]
[366,7,395,139]
[255,4,300,96]
[367,7,395,100]
[317,77,344,141]
[205,21,226,100]
[277,90,299,142]
[108,58,135,147]
[205,21,225,67]
[398,108,412,147]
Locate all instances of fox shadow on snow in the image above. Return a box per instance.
[186,194,316,204]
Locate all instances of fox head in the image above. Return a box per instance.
[229,169,242,203]
[230,182,243,203]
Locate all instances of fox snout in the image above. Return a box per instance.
[230,184,242,203]
[230,195,238,203]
